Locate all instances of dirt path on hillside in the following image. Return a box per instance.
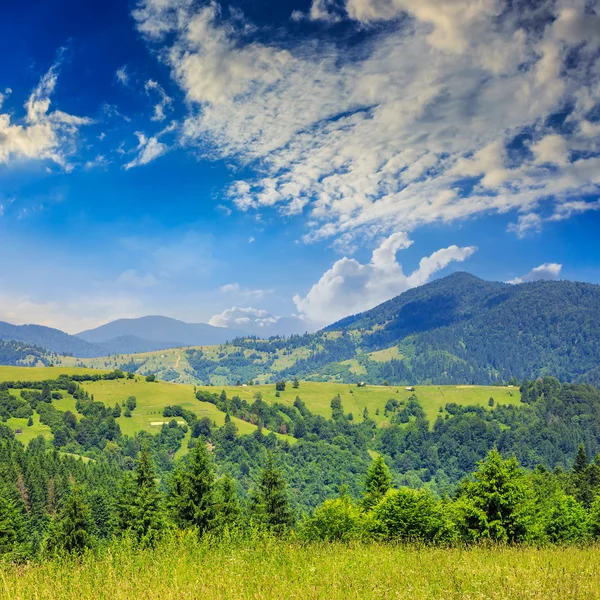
[175,353,181,369]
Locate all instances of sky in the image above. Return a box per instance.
[0,0,599,335]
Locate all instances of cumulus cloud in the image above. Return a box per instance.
[209,306,309,336]
[209,306,280,330]
[508,263,563,284]
[293,232,476,325]
[131,0,600,245]
[0,61,91,167]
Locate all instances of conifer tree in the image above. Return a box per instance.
[0,487,28,559]
[250,454,294,534]
[43,482,95,556]
[215,472,241,530]
[573,444,589,474]
[169,441,216,534]
[120,448,165,546]
[362,455,391,510]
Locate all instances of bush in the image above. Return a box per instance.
[371,488,451,542]
[300,496,368,542]
[146,374,156,383]
[545,495,590,543]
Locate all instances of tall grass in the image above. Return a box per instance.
[2,533,600,599]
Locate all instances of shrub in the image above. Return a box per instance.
[300,496,368,542]
[371,488,451,542]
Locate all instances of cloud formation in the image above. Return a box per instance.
[509,263,563,285]
[132,0,600,245]
[293,232,476,325]
[220,283,273,299]
[0,62,91,167]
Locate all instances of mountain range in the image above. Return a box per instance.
[0,316,245,358]
[1,272,599,386]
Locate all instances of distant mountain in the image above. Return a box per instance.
[0,321,104,358]
[77,316,245,349]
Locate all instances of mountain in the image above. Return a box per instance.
[0,321,104,358]
[77,315,245,349]
[173,272,600,385]
[0,339,51,366]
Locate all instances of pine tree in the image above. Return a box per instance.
[113,403,121,418]
[90,489,117,539]
[292,378,300,389]
[250,454,294,534]
[363,407,369,420]
[168,441,216,534]
[0,487,28,559]
[573,444,589,474]
[43,482,95,556]
[215,473,240,530]
[120,448,165,546]
[362,455,391,510]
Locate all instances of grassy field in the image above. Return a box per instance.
[0,366,521,445]
[2,536,599,599]
[81,378,259,438]
[197,381,522,424]
[0,366,100,382]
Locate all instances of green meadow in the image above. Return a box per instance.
[1,366,521,446]
[2,535,599,600]
[197,380,522,424]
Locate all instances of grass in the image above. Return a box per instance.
[0,366,100,382]
[2,535,600,599]
[196,381,522,425]
[81,378,268,439]
[0,366,519,444]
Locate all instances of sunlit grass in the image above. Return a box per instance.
[3,535,599,599]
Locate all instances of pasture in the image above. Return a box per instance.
[196,380,522,424]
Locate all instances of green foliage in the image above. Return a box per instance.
[454,450,532,543]
[370,488,450,542]
[300,495,367,542]
[0,487,29,560]
[250,454,294,534]
[43,483,95,556]
[544,494,590,544]
[119,448,165,547]
[362,456,391,510]
[168,442,216,534]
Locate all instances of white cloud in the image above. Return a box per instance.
[209,306,280,329]
[124,131,167,169]
[220,283,273,299]
[145,79,173,121]
[508,263,562,284]
[116,65,130,86]
[248,236,255,243]
[293,232,476,325]
[0,61,91,167]
[131,0,600,245]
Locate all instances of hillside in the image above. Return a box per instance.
[3,273,600,385]
[66,273,600,386]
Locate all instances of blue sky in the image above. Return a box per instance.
[0,0,599,334]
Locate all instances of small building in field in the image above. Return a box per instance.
[405,386,415,392]
[14,429,23,435]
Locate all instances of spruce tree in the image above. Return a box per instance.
[43,482,94,556]
[362,455,391,510]
[0,487,28,559]
[215,472,241,530]
[169,441,216,534]
[573,444,589,474]
[120,448,165,546]
[250,454,294,534]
